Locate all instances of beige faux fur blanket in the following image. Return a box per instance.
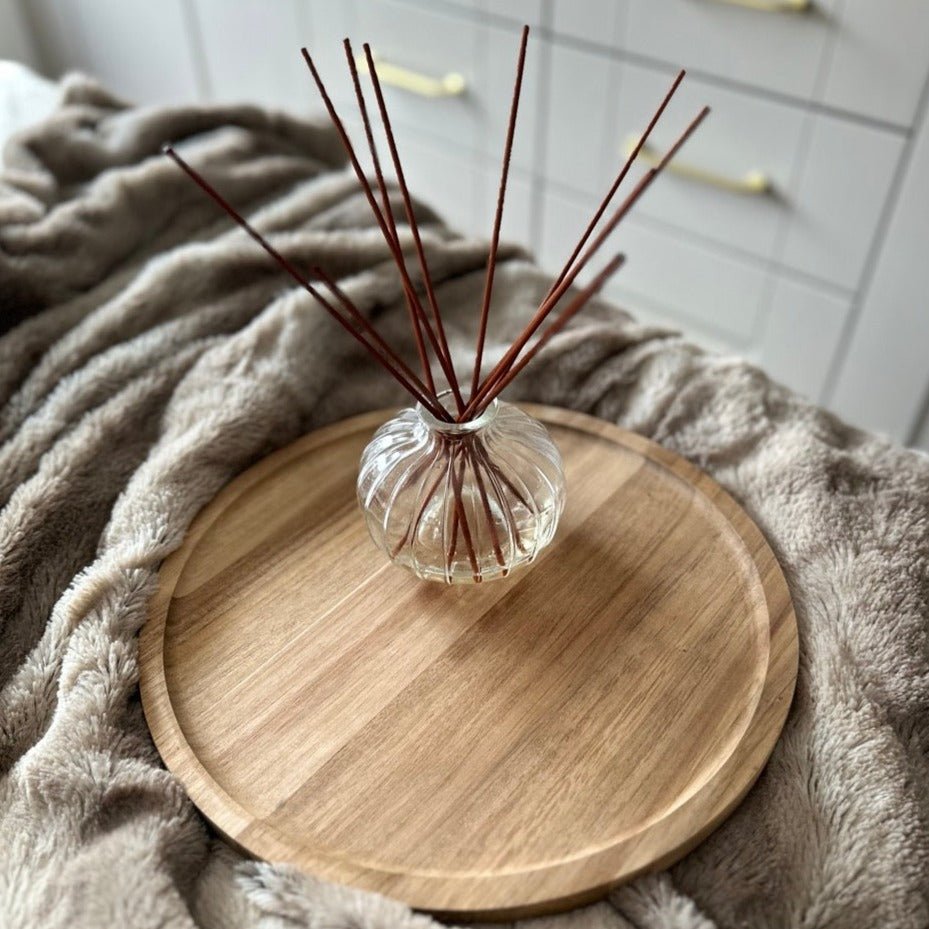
[1,76,928,929]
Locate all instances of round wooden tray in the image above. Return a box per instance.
[140,405,797,920]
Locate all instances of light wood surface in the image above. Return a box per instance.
[140,405,797,920]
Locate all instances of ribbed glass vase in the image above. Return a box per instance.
[357,396,566,583]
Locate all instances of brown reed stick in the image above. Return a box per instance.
[542,69,684,303]
[162,144,451,421]
[389,443,446,558]
[450,444,480,580]
[341,40,460,409]
[310,264,442,404]
[300,47,438,397]
[360,43,467,415]
[467,443,506,568]
[389,438,479,579]
[470,24,530,400]
[473,254,626,414]
[473,442,527,554]
[460,105,710,421]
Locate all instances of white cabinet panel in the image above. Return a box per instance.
[25,0,201,103]
[552,0,624,48]
[830,92,929,442]
[194,0,308,112]
[354,0,540,172]
[539,187,768,345]
[544,41,620,198]
[819,0,929,128]
[72,0,202,104]
[624,0,837,103]
[779,114,903,288]
[18,0,82,76]
[400,131,534,246]
[398,0,544,27]
[302,1,360,109]
[0,0,37,66]
[474,164,535,251]
[758,277,851,402]
[472,0,544,26]
[400,132,482,236]
[914,408,929,454]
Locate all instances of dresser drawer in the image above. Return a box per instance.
[538,185,853,402]
[545,50,905,289]
[622,0,929,128]
[757,276,851,402]
[623,0,838,105]
[397,0,545,27]
[818,1,929,128]
[538,186,769,346]
[195,0,308,112]
[348,0,540,173]
[552,0,623,47]
[395,132,535,247]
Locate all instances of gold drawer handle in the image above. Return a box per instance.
[708,0,812,12]
[356,53,466,98]
[624,135,772,195]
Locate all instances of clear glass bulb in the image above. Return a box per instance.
[357,396,566,583]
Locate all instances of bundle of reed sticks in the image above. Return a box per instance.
[163,26,707,425]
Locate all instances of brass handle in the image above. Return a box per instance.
[356,53,466,98]
[624,135,772,195]
[707,0,812,12]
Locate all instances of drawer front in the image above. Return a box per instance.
[538,185,853,402]
[394,133,535,247]
[545,53,804,262]
[399,0,545,27]
[606,61,805,264]
[544,42,623,199]
[538,187,769,346]
[819,1,929,127]
[351,0,541,172]
[398,133,483,236]
[552,0,624,47]
[544,50,905,289]
[778,113,903,287]
[624,0,838,103]
[302,1,360,108]
[758,277,851,403]
[623,0,929,128]
[195,0,308,111]
[470,0,545,26]
[40,0,202,105]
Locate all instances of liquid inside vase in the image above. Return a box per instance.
[357,397,566,583]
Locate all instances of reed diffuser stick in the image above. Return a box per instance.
[473,254,625,413]
[300,48,438,395]
[360,42,467,413]
[343,40,463,412]
[470,24,530,399]
[310,264,443,403]
[460,106,709,420]
[162,145,450,420]
[543,69,684,303]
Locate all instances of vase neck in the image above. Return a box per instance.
[417,391,499,437]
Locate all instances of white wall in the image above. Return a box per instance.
[0,0,37,65]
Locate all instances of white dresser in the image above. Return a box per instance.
[18,0,929,448]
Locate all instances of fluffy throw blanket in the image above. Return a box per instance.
[1,77,928,929]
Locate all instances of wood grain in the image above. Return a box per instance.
[140,405,797,920]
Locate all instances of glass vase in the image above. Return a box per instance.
[357,396,566,583]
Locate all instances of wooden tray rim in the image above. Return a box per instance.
[140,404,798,919]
